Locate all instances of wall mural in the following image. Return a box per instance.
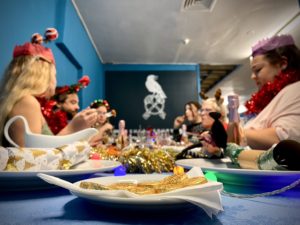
[143,74,167,120]
[105,70,198,129]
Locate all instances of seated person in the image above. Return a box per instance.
[89,99,115,146]
[173,101,204,144]
[220,34,300,170]
[241,34,300,150]
[200,89,228,131]
[39,75,90,134]
[198,89,228,158]
[176,89,228,159]
[0,28,98,147]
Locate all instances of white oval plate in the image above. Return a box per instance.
[0,160,121,191]
[175,158,300,194]
[70,174,223,210]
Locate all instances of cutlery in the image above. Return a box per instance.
[37,173,81,192]
[106,109,117,118]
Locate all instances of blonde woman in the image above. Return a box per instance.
[198,89,228,157]
[200,89,228,131]
[0,28,97,147]
[176,90,228,159]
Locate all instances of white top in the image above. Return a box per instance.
[245,81,300,142]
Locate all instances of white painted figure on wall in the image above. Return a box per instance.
[143,74,167,120]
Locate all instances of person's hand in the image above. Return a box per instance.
[227,122,247,146]
[69,108,98,132]
[174,115,185,128]
[89,123,114,147]
[99,122,114,133]
[89,134,102,147]
[200,131,222,155]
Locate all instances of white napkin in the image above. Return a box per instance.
[132,167,224,217]
[38,167,223,217]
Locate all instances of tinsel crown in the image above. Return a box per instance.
[13,28,58,64]
[90,99,110,110]
[251,34,295,57]
[54,75,90,99]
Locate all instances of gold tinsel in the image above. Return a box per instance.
[91,145,177,174]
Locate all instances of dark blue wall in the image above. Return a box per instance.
[104,64,201,129]
[0,0,104,108]
[104,64,201,98]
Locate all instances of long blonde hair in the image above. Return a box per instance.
[0,55,55,144]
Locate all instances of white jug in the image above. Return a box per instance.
[4,115,98,148]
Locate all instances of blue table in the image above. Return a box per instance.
[0,184,299,225]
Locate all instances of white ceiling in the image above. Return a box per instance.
[73,0,300,107]
[73,0,300,65]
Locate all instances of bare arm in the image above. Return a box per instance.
[245,127,280,150]
[9,95,44,147]
[89,123,114,147]
[97,122,113,137]
[58,108,98,135]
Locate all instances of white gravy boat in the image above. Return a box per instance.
[4,115,98,148]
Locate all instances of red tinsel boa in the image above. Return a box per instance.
[245,70,300,115]
[37,97,68,134]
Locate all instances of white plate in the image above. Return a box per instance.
[176,158,300,194]
[0,160,121,191]
[70,174,223,211]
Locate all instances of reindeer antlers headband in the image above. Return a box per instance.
[200,88,224,104]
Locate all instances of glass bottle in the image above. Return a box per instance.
[117,120,128,149]
[227,95,247,146]
[180,124,189,145]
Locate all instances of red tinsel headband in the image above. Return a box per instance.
[13,28,58,64]
[54,75,90,99]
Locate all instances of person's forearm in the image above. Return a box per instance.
[57,124,75,135]
[57,121,83,135]
[244,127,280,150]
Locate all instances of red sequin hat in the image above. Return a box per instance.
[13,28,58,64]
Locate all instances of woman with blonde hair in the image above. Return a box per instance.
[0,28,98,147]
[176,89,228,159]
[200,88,228,130]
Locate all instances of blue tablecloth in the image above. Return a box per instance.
[0,183,300,225]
